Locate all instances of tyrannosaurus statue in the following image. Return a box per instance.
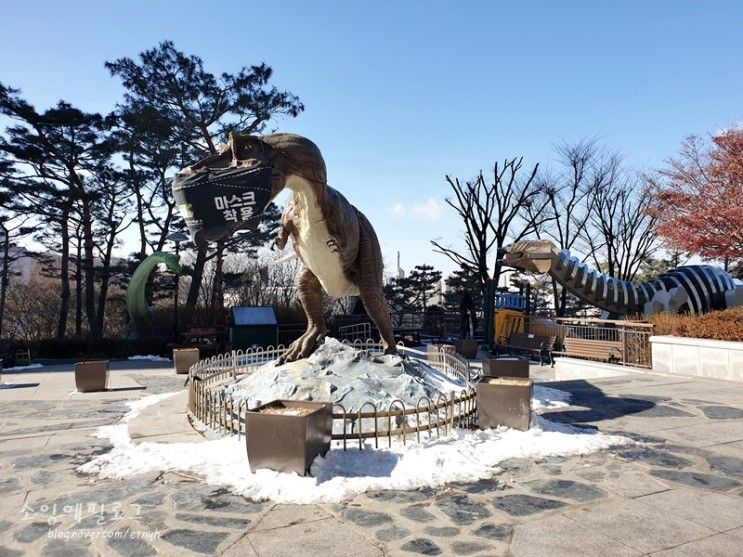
[172,133,397,362]
[501,239,743,317]
[126,252,182,338]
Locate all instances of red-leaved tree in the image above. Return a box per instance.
[649,129,743,272]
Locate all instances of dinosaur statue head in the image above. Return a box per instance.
[261,133,327,198]
[172,133,327,245]
[158,252,183,275]
[500,239,559,274]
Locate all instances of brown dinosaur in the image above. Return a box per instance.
[174,132,397,362]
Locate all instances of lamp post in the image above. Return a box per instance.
[167,231,189,344]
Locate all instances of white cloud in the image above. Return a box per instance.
[411,198,444,221]
[385,203,406,218]
[386,198,444,221]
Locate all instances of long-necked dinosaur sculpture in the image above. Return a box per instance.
[501,239,743,316]
[172,133,396,362]
[126,251,182,338]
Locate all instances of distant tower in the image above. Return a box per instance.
[396,251,404,279]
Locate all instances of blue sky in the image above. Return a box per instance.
[1,1,742,275]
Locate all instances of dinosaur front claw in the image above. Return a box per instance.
[277,327,325,365]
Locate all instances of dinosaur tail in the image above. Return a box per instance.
[551,251,736,315]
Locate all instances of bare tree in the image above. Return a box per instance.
[529,139,616,314]
[581,171,661,281]
[432,157,550,296]
[4,280,61,342]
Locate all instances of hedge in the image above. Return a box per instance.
[651,307,743,342]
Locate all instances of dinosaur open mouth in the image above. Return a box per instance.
[172,165,273,245]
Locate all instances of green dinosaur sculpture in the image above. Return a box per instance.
[126,251,182,338]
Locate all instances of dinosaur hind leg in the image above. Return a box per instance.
[278,267,327,364]
[356,227,397,355]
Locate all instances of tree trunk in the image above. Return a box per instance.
[93,256,112,339]
[92,219,119,339]
[0,226,9,342]
[130,156,148,260]
[551,277,568,317]
[57,216,71,339]
[80,199,97,333]
[186,244,208,307]
[75,237,82,337]
[212,240,225,320]
[559,287,568,317]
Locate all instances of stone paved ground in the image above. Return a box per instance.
[1,361,742,556]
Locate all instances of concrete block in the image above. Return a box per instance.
[173,348,200,374]
[246,400,332,476]
[477,377,532,431]
[482,358,529,378]
[74,361,108,392]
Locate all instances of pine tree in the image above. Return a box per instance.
[105,41,304,311]
[0,84,121,338]
[406,264,442,313]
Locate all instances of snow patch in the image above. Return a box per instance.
[79,387,629,504]
[532,385,572,410]
[2,363,43,371]
[89,391,182,446]
[128,355,172,362]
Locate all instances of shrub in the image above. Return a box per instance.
[651,307,743,342]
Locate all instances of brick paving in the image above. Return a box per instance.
[1,361,742,556]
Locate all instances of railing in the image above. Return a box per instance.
[495,293,526,311]
[334,311,487,343]
[338,322,372,342]
[547,317,653,368]
[187,340,477,450]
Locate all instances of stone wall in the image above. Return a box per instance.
[650,335,743,382]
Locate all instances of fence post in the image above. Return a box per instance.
[448,391,455,434]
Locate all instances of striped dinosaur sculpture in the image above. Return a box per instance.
[126,252,182,338]
[501,239,743,316]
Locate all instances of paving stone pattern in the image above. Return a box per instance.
[1,366,743,555]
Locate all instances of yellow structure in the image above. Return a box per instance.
[494,309,524,344]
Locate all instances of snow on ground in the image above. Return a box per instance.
[1,363,43,371]
[79,388,630,504]
[127,355,172,362]
[532,384,572,410]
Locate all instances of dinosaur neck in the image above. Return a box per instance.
[286,173,326,216]
[549,249,644,315]
[126,252,181,325]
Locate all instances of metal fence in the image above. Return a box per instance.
[338,322,372,342]
[526,317,653,368]
[187,341,478,450]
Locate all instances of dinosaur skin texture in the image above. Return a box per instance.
[227,133,397,363]
[501,239,743,317]
[126,251,182,338]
